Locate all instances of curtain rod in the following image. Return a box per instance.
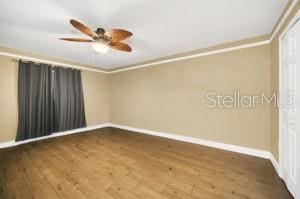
[12,58,41,64]
[11,58,63,67]
[12,58,87,71]
[10,57,107,73]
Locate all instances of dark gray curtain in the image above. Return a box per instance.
[17,61,86,141]
[16,61,53,141]
[53,67,86,132]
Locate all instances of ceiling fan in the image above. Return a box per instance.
[60,19,133,53]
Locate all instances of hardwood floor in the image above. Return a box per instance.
[0,128,292,199]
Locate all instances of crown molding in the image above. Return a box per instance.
[0,39,270,74]
[110,40,270,73]
[270,0,299,41]
[0,51,110,74]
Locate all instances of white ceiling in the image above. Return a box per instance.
[0,0,288,70]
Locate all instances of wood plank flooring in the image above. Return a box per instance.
[0,127,292,199]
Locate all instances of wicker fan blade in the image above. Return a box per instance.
[108,42,132,52]
[105,29,133,42]
[60,38,94,42]
[70,19,99,39]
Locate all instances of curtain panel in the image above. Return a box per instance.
[53,67,86,132]
[16,61,53,141]
[16,61,86,141]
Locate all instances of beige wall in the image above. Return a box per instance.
[111,45,272,151]
[0,43,273,152]
[82,70,110,126]
[0,55,110,142]
[0,56,18,143]
[270,2,300,161]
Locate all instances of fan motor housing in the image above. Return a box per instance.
[95,28,105,35]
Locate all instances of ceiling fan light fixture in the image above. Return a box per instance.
[61,19,133,53]
[92,42,109,53]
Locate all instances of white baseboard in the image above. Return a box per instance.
[0,122,281,178]
[270,154,281,177]
[108,123,271,159]
[0,123,110,149]
[0,141,15,149]
[110,123,284,177]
